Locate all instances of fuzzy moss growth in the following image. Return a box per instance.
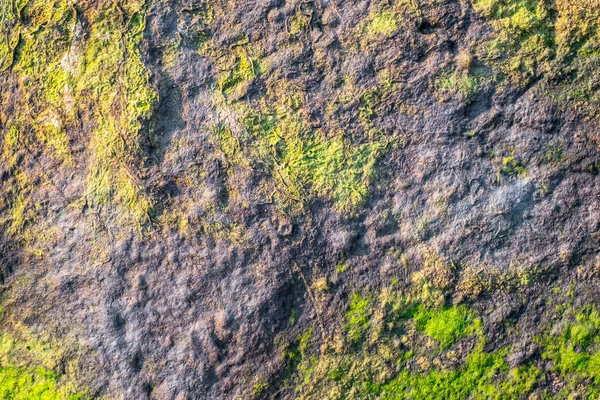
[474,0,555,84]
[212,103,385,216]
[76,1,157,224]
[0,0,23,72]
[304,133,383,213]
[0,325,86,399]
[215,39,266,99]
[367,10,398,38]
[1,165,35,238]
[378,343,539,400]
[0,366,84,399]
[496,153,528,181]
[217,49,261,93]
[291,263,600,399]
[346,293,372,343]
[540,305,600,397]
[292,287,539,399]
[413,305,477,350]
[207,29,389,216]
[241,109,385,214]
[6,193,34,236]
[289,252,543,399]
[435,70,480,104]
[2,0,76,167]
[1,0,157,230]
[475,0,600,95]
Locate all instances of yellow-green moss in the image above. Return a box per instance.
[1,0,156,230]
[2,126,21,167]
[539,305,600,397]
[76,2,156,225]
[0,322,86,399]
[434,70,480,104]
[1,0,75,169]
[241,109,385,214]
[291,283,539,400]
[475,0,600,96]
[474,0,555,83]
[413,305,478,349]
[288,252,550,399]
[366,10,398,38]
[215,40,266,99]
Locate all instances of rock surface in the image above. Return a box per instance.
[1,0,600,398]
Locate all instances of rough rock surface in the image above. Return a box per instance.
[1,0,600,398]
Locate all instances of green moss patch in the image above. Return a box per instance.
[76,2,157,225]
[434,70,480,104]
[218,106,385,215]
[0,324,86,399]
[413,305,477,350]
[540,305,600,397]
[1,0,157,231]
[291,287,538,400]
[0,366,84,400]
[475,0,600,100]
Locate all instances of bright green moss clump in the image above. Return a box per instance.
[0,366,83,400]
[289,255,560,399]
[435,70,480,104]
[380,345,532,400]
[302,133,383,213]
[474,0,555,82]
[367,10,398,38]
[540,306,600,397]
[413,305,477,349]
[290,256,528,400]
[346,293,371,343]
[290,260,600,400]
[292,287,539,400]
[0,328,86,399]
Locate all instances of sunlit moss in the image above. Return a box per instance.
[2,126,21,166]
[378,342,535,400]
[554,0,600,57]
[474,0,555,77]
[76,2,157,225]
[7,193,33,236]
[474,0,599,94]
[1,0,75,170]
[293,285,539,399]
[2,0,156,230]
[306,134,383,213]
[0,322,86,399]
[434,70,480,104]
[239,108,385,214]
[290,252,549,399]
[413,305,478,349]
[540,305,600,397]
[216,41,266,98]
[368,10,398,37]
[346,293,371,343]
[35,117,73,166]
